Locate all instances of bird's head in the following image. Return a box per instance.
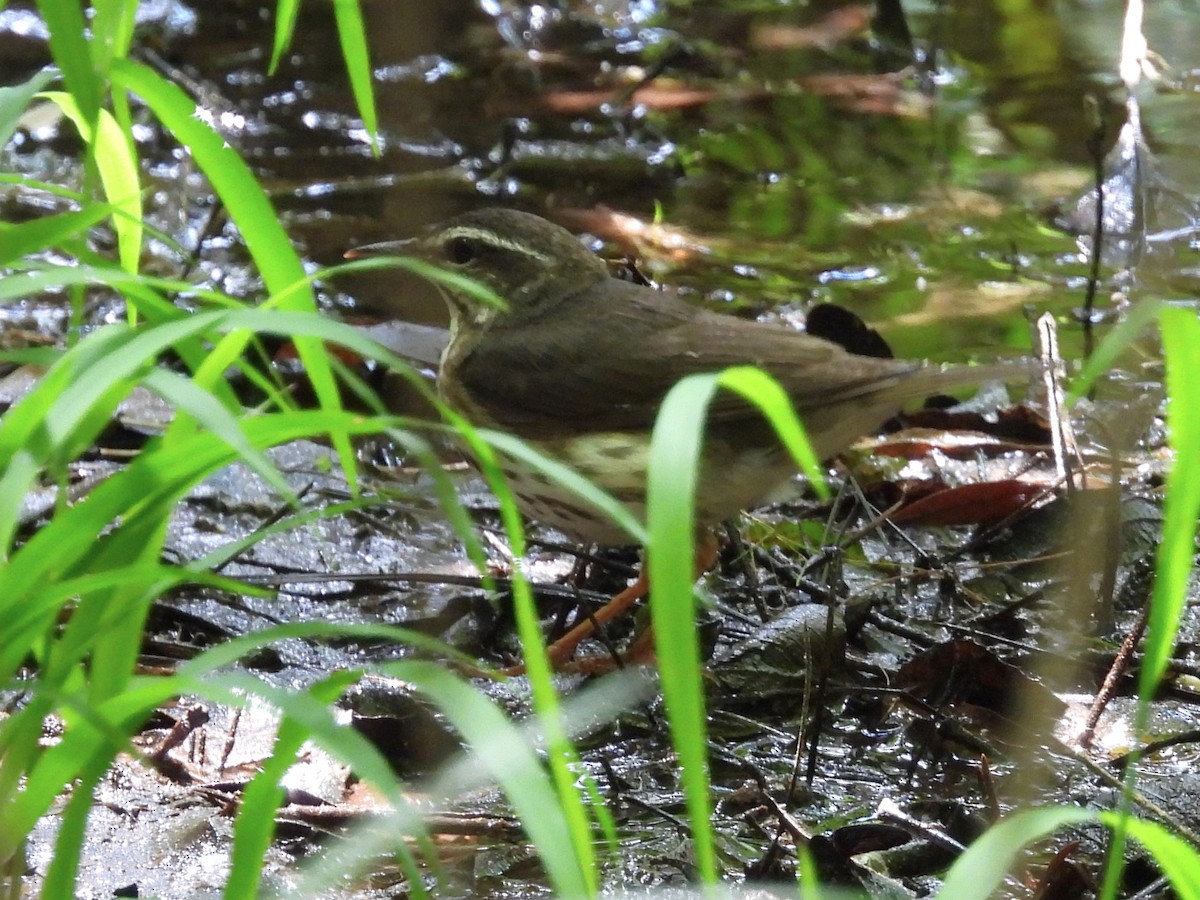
[349,208,610,336]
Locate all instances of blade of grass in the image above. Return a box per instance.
[180,622,495,680]
[108,61,303,297]
[32,3,98,125]
[380,660,594,897]
[0,67,55,148]
[89,0,138,69]
[342,254,508,311]
[331,0,379,155]
[54,523,169,701]
[108,59,355,485]
[0,410,400,680]
[0,324,145,551]
[288,669,656,897]
[1143,307,1200,706]
[481,429,646,544]
[41,95,143,274]
[1068,298,1164,404]
[225,670,363,899]
[143,366,297,504]
[646,373,717,885]
[1100,306,1200,898]
[647,365,825,886]
[269,0,301,74]
[941,805,1200,900]
[39,746,112,897]
[940,806,1095,898]
[1116,814,1200,899]
[445,412,598,894]
[0,205,115,266]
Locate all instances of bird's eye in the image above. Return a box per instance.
[446,237,477,265]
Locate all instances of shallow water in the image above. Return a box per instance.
[4,0,1198,364]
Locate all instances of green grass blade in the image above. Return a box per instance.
[88,0,138,67]
[58,526,168,702]
[646,373,718,884]
[1099,306,1200,897]
[269,0,301,74]
[0,410,394,662]
[107,59,353,475]
[1146,306,1200,699]
[443,414,598,892]
[0,205,115,266]
[347,254,508,310]
[331,0,379,155]
[0,567,256,690]
[42,95,143,274]
[0,318,208,465]
[90,107,142,273]
[717,365,828,498]
[0,324,145,553]
[179,622,490,680]
[940,806,1095,898]
[380,661,594,897]
[0,262,211,302]
[2,675,183,859]
[142,367,297,505]
[646,366,826,885]
[942,806,1200,900]
[107,61,304,296]
[0,67,55,148]
[1069,298,1164,404]
[225,670,362,899]
[1116,814,1200,900]
[0,450,40,559]
[481,429,647,544]
[39,752,110,897]
[32,2,99,125]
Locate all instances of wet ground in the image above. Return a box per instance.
[4,0,1200,897]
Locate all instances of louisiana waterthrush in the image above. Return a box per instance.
[355,207,1021,544]
[351,209,1024,665]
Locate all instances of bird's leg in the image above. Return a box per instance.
[498,571,650,677]
[502,532,720,676]
[545,569,650,667]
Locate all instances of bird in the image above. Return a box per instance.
[349,208,1025,666]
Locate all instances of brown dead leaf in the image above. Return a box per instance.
[750,6,873,51]
[886,479,1049,526]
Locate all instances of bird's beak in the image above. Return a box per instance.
[343,238,418,260]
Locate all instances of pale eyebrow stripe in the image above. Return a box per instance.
[439,226,554,264]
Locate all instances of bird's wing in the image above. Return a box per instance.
[450,279,924,439]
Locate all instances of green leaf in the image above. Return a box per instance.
[380,661,595,897]
[142,367,297,505]
[1148,307,1200,698]
[940,807,1095,898]
[89,0,138,68]
[226,670,365,898]
[1118,814,1200,900]
[107,60,352,478]
[269,0,301,74]
[33,3,99,126]
[107,61,304,299]
[646,372,717,884]
[0,67,55,149]
[941,806,1200,900]
[332,0,379,155]
[0,206,114,267]
[645,365,826,885]
[43,94,143,274]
